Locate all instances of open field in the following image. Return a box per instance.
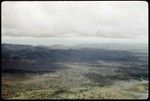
[2,62,148,99]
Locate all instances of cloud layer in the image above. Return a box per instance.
[2,1,148,40]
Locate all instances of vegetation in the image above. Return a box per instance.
[2,44,148,99]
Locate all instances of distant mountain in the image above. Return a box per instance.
[2,43,36,51]
[2,44,140,72]
[2,43,138,61]
[48,45,69,49]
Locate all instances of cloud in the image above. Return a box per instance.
[2,1,148,39]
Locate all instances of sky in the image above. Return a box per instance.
[2,1,148,46]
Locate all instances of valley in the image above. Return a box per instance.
[1,44,148,99]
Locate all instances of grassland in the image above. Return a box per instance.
[2,62,148,99]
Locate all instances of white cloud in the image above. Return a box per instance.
[2,1,148,44]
